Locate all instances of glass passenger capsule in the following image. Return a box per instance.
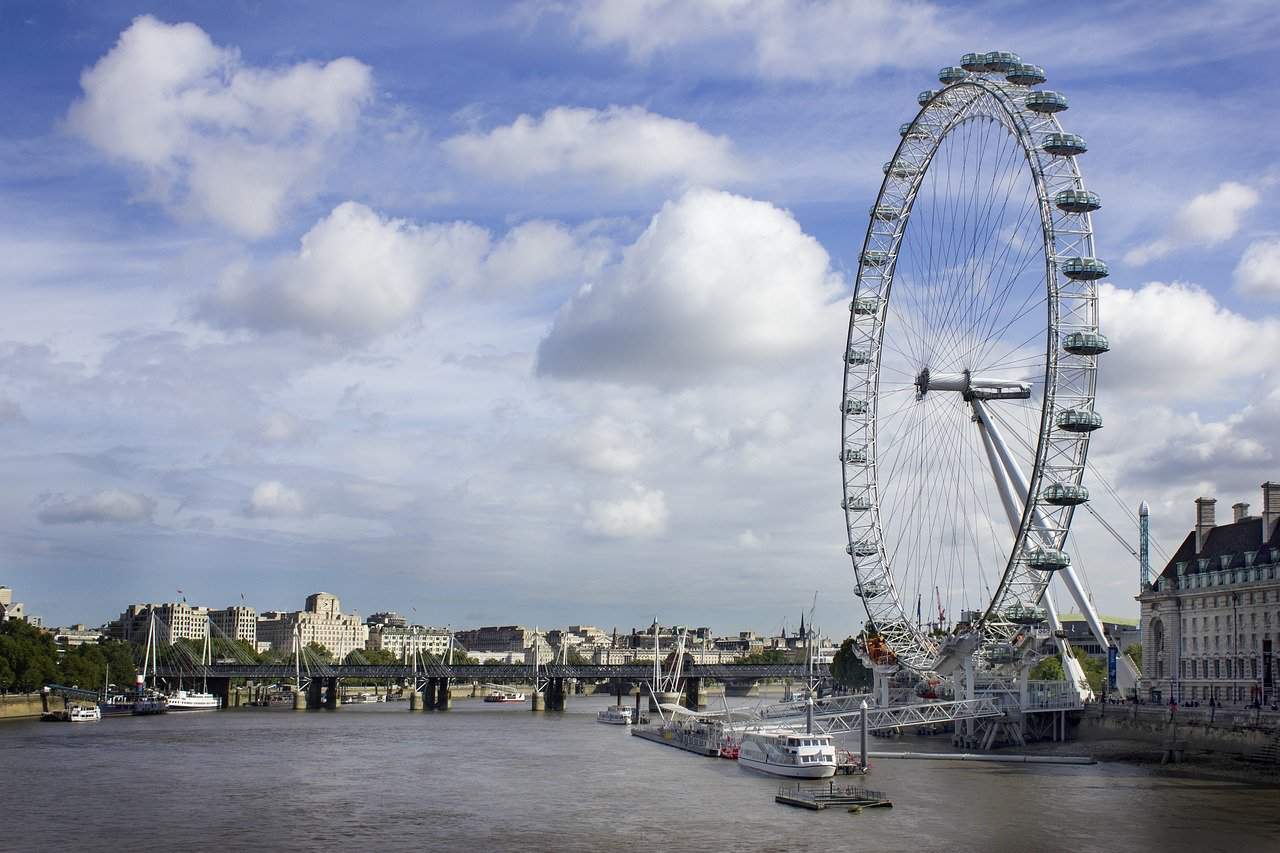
[1006,63,1046,86]
[840,448,868,464]
[1042,133,1087,156]
[871,204,902,221]
[842,398,867,415]
[846,347,871,365]
[917,89,937,106]
[982,51,1022,72]
[938,66,967,85]
[847,542,878,558]
[1024,90,1069,113]
[851,297,881,315]
[1055,409,1103,432]
[842,495,871,512]
[1042,483,1090,506]
[861,250,891,267]
[960,52,988,72]
[1062,331,1110,355]
[987,642,1019,664]
[1026,547,1071,571]
[899,122,929,139]
[1054,189,1102,213]
[1003,603,1047,626]
[1061,256,1109,280]
[883,161,920,178]
[854,580,885,598]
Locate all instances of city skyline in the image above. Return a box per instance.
[2,1,1279,634]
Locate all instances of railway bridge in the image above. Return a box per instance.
[151,662,825,711]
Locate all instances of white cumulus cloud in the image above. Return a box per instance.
[584,483,669,538]
[37,489,156,524]
[1234,237,1280,299]
[1099,281,1280,400]
[537,187,843,386]
[568,0,948,80]
[245,480,305,517]
[1123,181,1259,266]
[443,105,742,188]
[203,202,602,343]
[67,15,373,238]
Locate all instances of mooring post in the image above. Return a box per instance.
[860,700,869,769]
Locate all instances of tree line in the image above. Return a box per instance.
[0,620,137,694]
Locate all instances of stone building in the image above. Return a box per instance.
[453,625,551,659]
[0,586,24,623]
[255,593,369,659]
[366,624,451,660]
[209,605,257,645]
[1139,482,1280,706]
[108,601,210,643]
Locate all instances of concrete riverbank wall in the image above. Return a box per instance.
[0,693,48,720]
[1078,706,1277,758]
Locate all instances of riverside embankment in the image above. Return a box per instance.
[0,692,50,720]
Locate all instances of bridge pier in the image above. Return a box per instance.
[324,678,341,709]
[530,687,545,711]
[293,689,307,711]
[682,678,706,711]
[208,677,232,709]
[306,679,323,710]
[409,689,423,711]
[435,678,451,710]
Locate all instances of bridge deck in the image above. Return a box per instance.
[151,663,823,680]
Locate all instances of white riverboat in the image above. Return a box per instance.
[596,706,633,725]
[166,689,220,711]
[69,704,101,722]
[483,689,526,703]
[738,729,837,778]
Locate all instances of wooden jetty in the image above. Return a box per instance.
[774,782,892,811]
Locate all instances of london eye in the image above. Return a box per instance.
[841,52,1109,679]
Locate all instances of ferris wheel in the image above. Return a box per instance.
[841,52,1109,675]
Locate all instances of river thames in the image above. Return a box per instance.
[3,694,1278,852]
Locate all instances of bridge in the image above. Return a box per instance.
[151,662,819,680]
[149,661,825,711]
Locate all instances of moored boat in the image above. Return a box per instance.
[167,689,220,711]
[483,690,526,703]
[596,705,633,725]
[738,729,837,778]
[69,704,101,722]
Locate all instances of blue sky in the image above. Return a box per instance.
[1,0,1278,635]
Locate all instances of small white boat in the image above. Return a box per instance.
[738,729,837,778]
[483,690,526,703]
[596,706,633,725]
[69,705,101,722]
[167,689,220,711]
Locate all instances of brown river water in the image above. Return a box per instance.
[2,694,1278,852]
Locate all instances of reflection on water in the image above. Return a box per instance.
[3,695,1278,853]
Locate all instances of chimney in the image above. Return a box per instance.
[1262,482,1280,544]
[1195,497,1216,554]
[1233,502,1250,523]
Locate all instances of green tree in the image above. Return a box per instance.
[304,642,334,663]
[57,639,138,692]
[1074,647,1106,695]
[1029,655,1064,681]
[1123,643,1142,672]
[739,648,789,665]
[0,620,60,692]
[358,648,399,665]
[830,638,872,690]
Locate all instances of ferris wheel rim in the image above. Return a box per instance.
[840,66,1103,675]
